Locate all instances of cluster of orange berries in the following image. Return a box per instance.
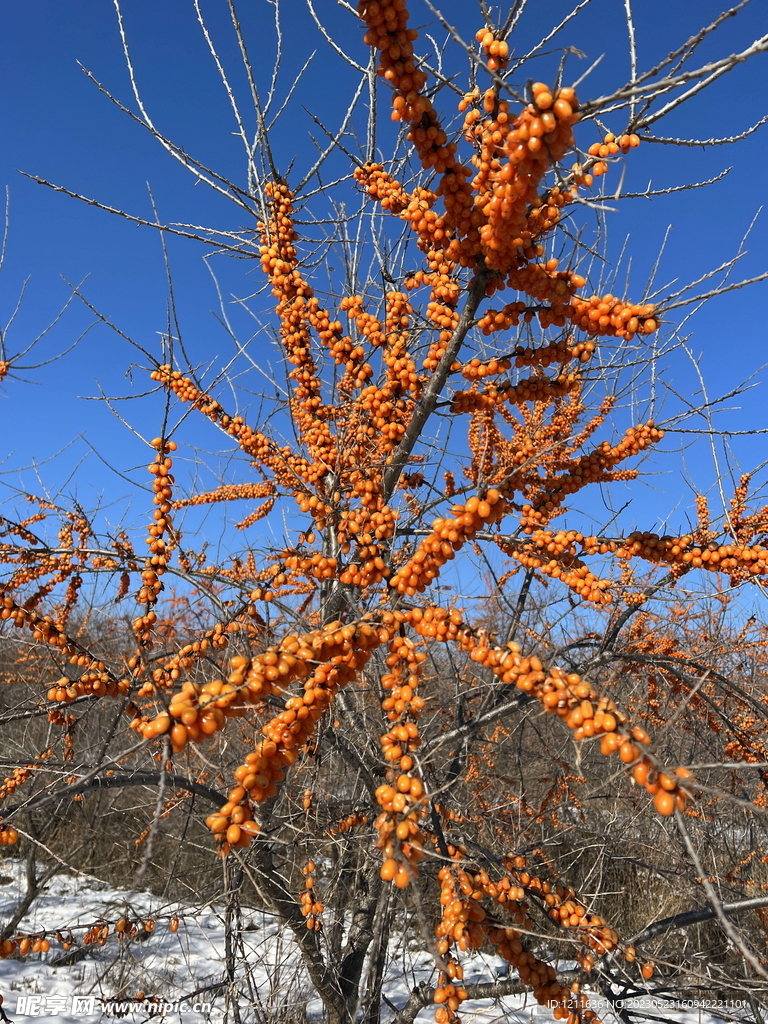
[486,921,592,1021]
[292,491,332,532]
[454,629,696,814]
[151,365,318,492]
[465,83,579,273]
[0,825,19,845]
[611,530,768,580]
[391,491,507,594]
[513,337,595,367]
[381,635,427,719]
[134,634,313,747]
[408,604,466,641]
[520,422,664,529]
[435,865,491,955]
[1,595,77,659]
[376,635,428,885]
[524,185,574,244]
[501,538,613,605]
[569,293,657,340]
[0,597,125,702]
[137,676,248,749]
[460,355,512,380]
[207,615,403,854]
[335,481,391,525]
[283,550,339,582]
[352,165,410,213]
[300,860,323,930]
[475,27,509,71]
[359,0,477,256]
[540,882,618,952]
[0,933,50,958]
[506,260,586,323]
[376,775,425,887]
[586,131,640,176]
[406,262,461,306]
[433,956,468,1024]
[432,857,597,1022]
[330,811,369,835]
[143,623,234,692]
[459,338,591,385]
[172,481,274,510]
[422,301,461,370]
[133,438,177,646]
[340,290,419,396]
[0,748,53,800]
[452,371,577,415]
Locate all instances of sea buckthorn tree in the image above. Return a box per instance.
[2,1,768,1021]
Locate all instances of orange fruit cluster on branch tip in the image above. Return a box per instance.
[206,614,405,853]
[300,860,324,930]
[359,0,474,250]
[570,293,657,340]
[0,825,19,845]
[133,438,177,646]
[498,532,613,606]
[357,0,584,272]
[0,748,53,800]
[377,634,428,885]
[460,338,593,381]
[391,490,507,594]
[451,371,577,416]
[475,27,509,71]
[463,83,579,274]
[519,422,664,530]
[0,934,50,958]
[610,530,768,582]
[458,631,695,814]
[331,811,369,835]
[172,481,274,509]
[404,604,696,815]
[432,855,602,1023]
[0,595,125,701]
[150,365,317,492]
[587,131,640,176]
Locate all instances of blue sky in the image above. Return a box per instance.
[1,0,767,562]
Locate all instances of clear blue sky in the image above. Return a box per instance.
[1,0,766,556]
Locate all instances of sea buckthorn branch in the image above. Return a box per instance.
[358,1,475,249]
[430,850,603,1024]
[300,859,324,930]
[382,270,491,499]
[258,182,340,471]
[171,481,275,510]
[494,532,614,607]
[0,594,128,701]
[514,421,664,529]
[404,605,696,818]
[132,626,324,747]
[390,491,507,595]
[357,8,664,348]
[133,437,178,647]
[376,633,428,887]
[200,613,405,853]
[150,365,319,490]
[0,748,54,806]
[450,371,579,415]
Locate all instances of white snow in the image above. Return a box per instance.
[0,859,752,1024]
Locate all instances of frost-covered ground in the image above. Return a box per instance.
[0,859,751,1024]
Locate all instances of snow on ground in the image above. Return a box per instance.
[0,859,751,1024]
